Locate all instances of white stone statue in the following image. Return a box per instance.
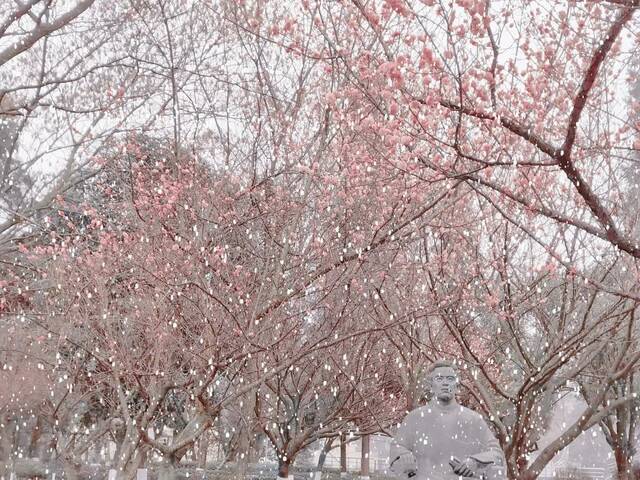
[389,360,506,480]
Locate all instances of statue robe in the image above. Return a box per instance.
[389,401,506,480]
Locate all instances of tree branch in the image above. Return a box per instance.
[0,0,96,67]
[556,6,637,254]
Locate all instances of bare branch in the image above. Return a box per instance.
[0,0,96,67]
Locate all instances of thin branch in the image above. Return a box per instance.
[0,0,96,67]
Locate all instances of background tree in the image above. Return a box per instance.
[3,2,640,479]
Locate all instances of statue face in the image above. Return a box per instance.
[430,366,458,402]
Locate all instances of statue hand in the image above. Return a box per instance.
[449,457,477,478]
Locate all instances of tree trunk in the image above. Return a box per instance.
[113,427,142,480]
[316,437,334,470]
[0,415,11,461]
[314,437,335,480]
[360,435,370,479]
[515,472,537,480]
[0,459,49,478]
[616,447,634,480]
[28,415,43,458]
[236,424,250,479]
[60,456,82,480]
[198,434,208,468]
[340,433,347,476]
[237,454,248,479]
[505,446,529,480]
[278,458,291,479]
[157,457,179,480]
[168,411,213,464]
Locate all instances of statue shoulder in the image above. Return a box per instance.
[458,405,489,423]
[403,405,433,421]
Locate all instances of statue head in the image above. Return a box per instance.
[427,360,459,404]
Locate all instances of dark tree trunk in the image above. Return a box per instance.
[278,458,291,479]
[316,437,334,471]
[616,448,634,480]
[515,472,538,480]
[314,437,335,480]
[505,448,528,480]
[340,433,347,475]
[28,415,43,458]
[360,434,370,478]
